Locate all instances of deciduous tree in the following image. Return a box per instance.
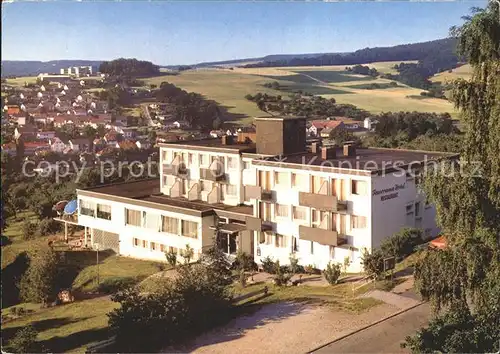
[405,2,500,352]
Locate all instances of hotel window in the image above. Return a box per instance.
[162,150,167,162]
[125,209,142,227]
[188,153,194,166]
[275,234,287,248]
[96,204,111,220]
[79,199,95,217]
[415,202,421,217]
[243,161,251,170]
[199,154,208,166]
[275,204,289,218]
[293,206,307,221]
[292,173,307,191]
[181,220,198,238]
[311,176,326,194]
[161,216,179,234]
[351,215,367,229]
[226,184,237,196]
[160,244,166,253]
[142,240,148,248]
[133,238,140,247]
[150,242,158,251]
[351,180,368,196]
[274,172,288,187]
[265,232,273,245]
[227,157,238,169]
[292,236,299,252]
[310,241,314,255]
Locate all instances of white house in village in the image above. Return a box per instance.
[68,117,456,272]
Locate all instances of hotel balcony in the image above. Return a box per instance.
[245,216,273,232]
[199,168,226,182]
[244,185,273,201]
[299,225,347,246]
[298,192,347,212]
[163,163,189,178]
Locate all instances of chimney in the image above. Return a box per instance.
[222,135,234,145]
[343,142,356,157]
[321,146,336,160]
[256,117,306,156]
[311,141,321,153]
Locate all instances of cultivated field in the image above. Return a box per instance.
[430,64,473,83]
[4,76,38,87]
[144,63,458,123]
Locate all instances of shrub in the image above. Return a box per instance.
[6,325,40,353]
[288,254,300,274]
[323,262,342,285]
[343,256,351,274]
[261,256,276,274]
[19,247,60,305]
[234,251,255,272]
[381,228,424,260]
[273,261,292,287]
[109,243,233,352]
[304,264,319,275]
[361,249,385,279]
[98,277,137,294]
[36,218,62,237]
[165,249,177,268]
[181,244,194,264]
[21,219,37,240]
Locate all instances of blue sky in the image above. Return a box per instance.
[1,1,486,65]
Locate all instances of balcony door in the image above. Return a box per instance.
[311,176,326,194]
[259,201,272,222]
[259,171,271,190]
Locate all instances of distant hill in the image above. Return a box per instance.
[243,38,459,68]
[1,60,103,77]
[2,38,459,76]
[175,52,340,69]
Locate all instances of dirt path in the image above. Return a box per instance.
[173,302,398,354]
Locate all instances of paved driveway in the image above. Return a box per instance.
[171,302,398,354]
[313,302,431,354]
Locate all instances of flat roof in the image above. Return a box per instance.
[254,147,458,175]
[77,178,253,218]
[159,138,256,153]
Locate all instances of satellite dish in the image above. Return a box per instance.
[63,200,78,215]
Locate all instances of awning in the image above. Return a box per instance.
[430,235,447,249]
[210,223,247,234]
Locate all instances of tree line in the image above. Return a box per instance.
[244,38,459,69]
[245,92,371,120]
[99,58,160,77]
[155,82,223,130]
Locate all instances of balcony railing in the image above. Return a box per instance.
[200,168,226,182]
[244,186,273,201]
[298,192,345,212]
[163,163,188,178]
[246,216,273,232]
[299,225,346,246]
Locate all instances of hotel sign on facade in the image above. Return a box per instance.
[372,183,406,201]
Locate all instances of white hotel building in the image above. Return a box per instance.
[74,117,456,272]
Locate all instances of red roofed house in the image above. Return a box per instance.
[308,120,345,137]
[24,141,51,155]
[6,105,21,115]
